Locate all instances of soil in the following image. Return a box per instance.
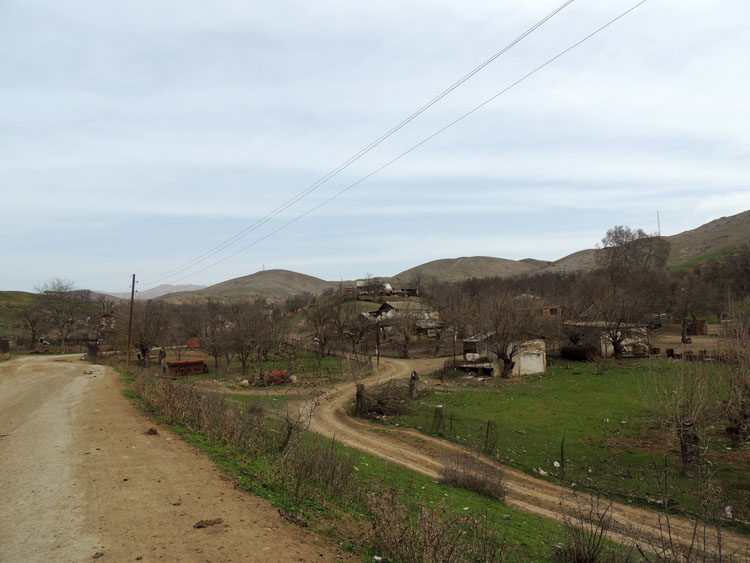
[309,357,750,556]
[0,355,356,562]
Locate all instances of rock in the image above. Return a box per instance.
[145,428,158,436]
[239,380,249,387]
[517,430,527,436]
[537,468,549,477]
[194,518,223,528]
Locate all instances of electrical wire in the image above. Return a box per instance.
[139,0,577,286]
[160,0,651,286]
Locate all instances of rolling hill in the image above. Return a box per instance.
[391,256,539,285]
[665,209,750,268]
[159,269,338,303]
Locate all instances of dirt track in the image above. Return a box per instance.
[309,357,750,557]
[0,355,354,562]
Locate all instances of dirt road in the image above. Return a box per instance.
[0,355,354,562]
[309,357,750,556]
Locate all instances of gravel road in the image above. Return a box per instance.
[0,355,354,562]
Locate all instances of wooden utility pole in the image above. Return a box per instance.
[126,274,135,372]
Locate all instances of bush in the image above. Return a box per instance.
[367,488,508,563]
[281,438,357,506]
[442,455,506,501]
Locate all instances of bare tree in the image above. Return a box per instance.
[477,291,544,378]
[723,301,750,447]
[130,300,170,367]
[204,300,230,374]
[36,278,92,346]
[20,301,48,349]
[652,362,714,478]
[306,297,336,373]
[228,301,262,378]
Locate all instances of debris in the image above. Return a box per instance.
[278,509,308,527]
[92,553,104,559]
[145,428,158,436]
[553,461,560,468]
[537,468,549,477]
[517,430,527,436]
[194,518,223,528]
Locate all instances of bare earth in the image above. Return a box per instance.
[0,355,355,563]
[309,357,750,557]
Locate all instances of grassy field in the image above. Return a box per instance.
[183,348,352,385]
[0,290,36,341]
[385,359,750,528]
[121,367,616,561]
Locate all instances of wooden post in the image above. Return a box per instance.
[126,274,135,373]
[409,370,419,401]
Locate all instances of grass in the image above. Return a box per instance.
[170,422,571,562]
[189,349,346,383]
[386,359,750,527]
[118,365,620,561]
[0,290,36,340]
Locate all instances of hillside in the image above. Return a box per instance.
[538,248,600,274]
[391,256,539,285]
[105,284,206,301]
[160,269,337,303]
[665,210,750,268]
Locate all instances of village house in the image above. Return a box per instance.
[461,332,547,377]
[562,321,649,357]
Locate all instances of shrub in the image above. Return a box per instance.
[367,488,508,563]
[442,455,506,501]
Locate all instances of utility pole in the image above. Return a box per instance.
[126,274,135,372]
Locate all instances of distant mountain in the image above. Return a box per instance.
[391,256,539,285]
[104,284,206,301]
[160,269,337,303]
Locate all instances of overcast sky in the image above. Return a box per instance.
[2,0,748,293]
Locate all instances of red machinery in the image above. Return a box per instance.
[167,360,209,375]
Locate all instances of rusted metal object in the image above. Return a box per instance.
[167,359,208,375]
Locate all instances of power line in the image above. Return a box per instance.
[161,0,651,286]
[139,0,576,286]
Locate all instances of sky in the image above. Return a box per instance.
[1,0,749,293]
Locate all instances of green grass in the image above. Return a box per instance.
[119,367,607,561]
[190,349,345,383]
[223,392,302,407]
[0,290,36,339]
[171,423,570,562]
[387,359,750,527]
[670,246,737,272]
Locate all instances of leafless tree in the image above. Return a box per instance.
[652,362,714,478]
[204,300,231,374]
[130,299,170,367]
[722,301,750,447]
[20,301,48,349]
[306,296,337,373]
[477,290,545,378]
[36,278,93,345]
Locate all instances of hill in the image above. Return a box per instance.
[665,210,750,268]
[160,269,337,303]
[104,284,206,301]
[391,256,539,285]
